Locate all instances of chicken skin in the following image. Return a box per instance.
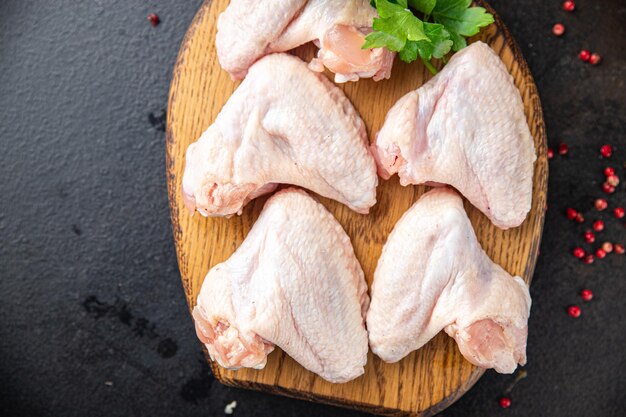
[367,187,531,374]
[216,0,395,83]
[182,53,378,217]
[371,41,536,229]
[193,188,370,383]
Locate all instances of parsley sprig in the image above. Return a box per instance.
[363,0,494,74]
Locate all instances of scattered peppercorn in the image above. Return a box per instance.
[600,144,613,158]
[583,254,594,264]
[565,208,578,220]
[579,50,591,62]
[607,175,620,187]
[552,23,565,36]
[567,305,581,318]
[573,247,586,258]
[589,53,601,65]
[615,207,625,219]
[596,248,607,259]
[595,198,608,211]
[558,143,569,155]
[581,289,593,302]
[499,396,512,409]
[602,182,616,194]
[584,230,596,243]
[575,212,585,223]
[602,242,613,253]
[547,148,554,159]
[147,13,160,27]
[593,220,604,231]
[563,1,575,12]
[615,244,625,255]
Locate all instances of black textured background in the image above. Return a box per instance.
[1,1,625,416]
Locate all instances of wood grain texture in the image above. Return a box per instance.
[165,1,548,415]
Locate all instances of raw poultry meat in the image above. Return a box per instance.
[182,53,378,217]
[367,188,531,374]
[193,188,370,383]
[371,41,536,229]
[216,0,395,82]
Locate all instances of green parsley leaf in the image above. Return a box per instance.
[363,0,493,73]
[420,22,453,59]
[370,0,408,8]
[375,0,407,18]
[432,0,494,51]
[398,23,452,63]
[364,0,430,52]
[397,11,428,41]
[408,0,436,15]
[399,41,419,62]
[363,30,405,51]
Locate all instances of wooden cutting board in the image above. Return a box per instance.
[166,1,547,415]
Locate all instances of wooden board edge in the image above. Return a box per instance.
[165,0,229,389]
[215,361,485,417]
[166,0,211,307]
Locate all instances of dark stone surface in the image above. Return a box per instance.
[1,0,625,416]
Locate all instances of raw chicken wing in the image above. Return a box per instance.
[193,188,369,383]
[182,53,378,217]
[367,188,531,374]
[216,0,395,82]
[372,41,536,229]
